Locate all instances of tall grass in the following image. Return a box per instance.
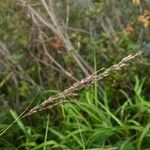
[0,0,149,149]
[2,76,148,150]
[24,52,141,117]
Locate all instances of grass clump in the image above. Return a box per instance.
[1,76,149,150]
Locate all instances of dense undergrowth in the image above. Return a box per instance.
[0,0,150,149]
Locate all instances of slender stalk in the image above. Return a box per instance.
[23,51,141,117]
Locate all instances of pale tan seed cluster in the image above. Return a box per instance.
[24,51,141,117]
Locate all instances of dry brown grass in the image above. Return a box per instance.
[19,0,93,76]
[23,51,142,117]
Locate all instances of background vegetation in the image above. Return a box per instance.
[0,0,150,149]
